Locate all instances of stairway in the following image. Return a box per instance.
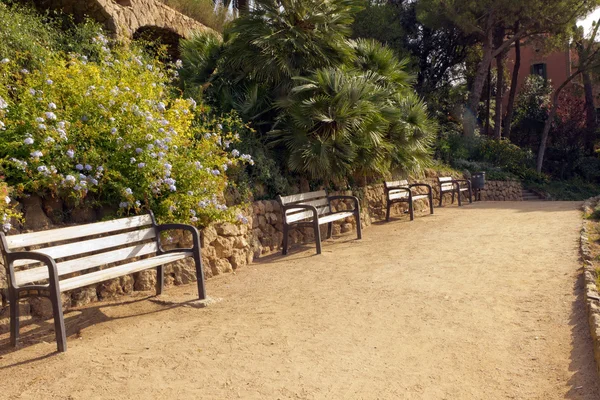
[522,188,544,201]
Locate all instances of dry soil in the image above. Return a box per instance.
[0,201,598,399]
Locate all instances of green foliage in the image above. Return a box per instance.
[0,2,104,71]
[511,75,551,147]
[0,22,252,226]
[179,1,436,191]
[437,129,537,180]
[272,39,435,182]
[158,0,232,32]
[351,1,407,57]
[180,0,363,124]
[526,179,600,201]
[450,159,518,181]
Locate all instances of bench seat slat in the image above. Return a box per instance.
[286,206,331,223]
[5,214,154,249]
[386,180,409,188]
[317,212,354,225]
[389,191,409,200]
[279,190,327,205]
[13,228,156,267]
[411,194,429,200]
[14,242,159,286]
[59,251,192,293]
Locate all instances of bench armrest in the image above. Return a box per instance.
[452,179,471,188]
[281,204,318,225]
[5,251,60,289]
[327,195,360,211]
[409,183,432,190]
[155,223,201,254]
[409,183,432,195]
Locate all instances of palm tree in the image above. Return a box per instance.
[272,40,436,182]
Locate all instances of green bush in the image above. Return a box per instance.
[0,2,104,71]
[526,178,600,201]
[0,30,252,226]
[437,130,536,180]
[179,2,437,190]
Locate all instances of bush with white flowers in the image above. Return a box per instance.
[0,34,252,226]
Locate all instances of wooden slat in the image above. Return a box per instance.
[440,183,455,191]
[318,212,354,225]
[279,190,327,205]
[411,194,429,200]
[386,180,408,188]
[286,205,331,223]
[59,251,193,292]
[285,197,329,210]
[13,228,156,267]
[14,242,158,286]
[6,214,154,249]
[389,192,409,200]
[438,177,453,182]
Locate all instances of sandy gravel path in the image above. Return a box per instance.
[0,201,598,399]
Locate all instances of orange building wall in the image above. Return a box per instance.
[503,43,571,109]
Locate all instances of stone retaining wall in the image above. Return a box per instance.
[479,180,522,201]
[0,175,523,323]
[580,196,600,377]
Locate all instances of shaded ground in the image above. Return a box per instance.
[0,201,598,399]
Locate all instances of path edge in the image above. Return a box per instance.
[580,195,600,377]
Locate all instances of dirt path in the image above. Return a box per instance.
[1,201,599,399]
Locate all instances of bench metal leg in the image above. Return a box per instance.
[193,252,206,300]
[438,192,443,207]
[468,187,473,203]
[282,224,289,255]
[408,201,414,221]
[156,265,164,295]
[457,190,462,206]
[354,208,362,240]
[50,285,67,353]
[9,289,19,347]
[429,192,434,214]
[327,222,333,239]
[451,191,455,204]
[386,201,392,221]
[313,220,322,255]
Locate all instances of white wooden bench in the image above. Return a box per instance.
[437,176,472,206]
[0,212,205,352]
[384,180,434,221]
[277,190,362,255]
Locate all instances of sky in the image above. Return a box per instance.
[578,7,600,35]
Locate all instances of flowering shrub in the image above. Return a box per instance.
[0,33,252,226]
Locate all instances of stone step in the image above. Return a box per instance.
[521,189,544,200]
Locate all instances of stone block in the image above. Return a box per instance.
[215,222,240,236]
[214,236,234,258]
[134,269,157,291]
[229,249,247,269]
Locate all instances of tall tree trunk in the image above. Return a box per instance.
[582,69,597,153]
[236,0,249,12]
[503,37,520,139]
[493,26,506,139]
[536,99,557,173]
[537,74,581,172]
[416,27,432,94]
[485,65,492,135]
[464,24,495,137]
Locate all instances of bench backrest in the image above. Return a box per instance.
[278,190,331,223]
[0,214,158,286]
[438,176,455,192]
[385,180,409,189]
